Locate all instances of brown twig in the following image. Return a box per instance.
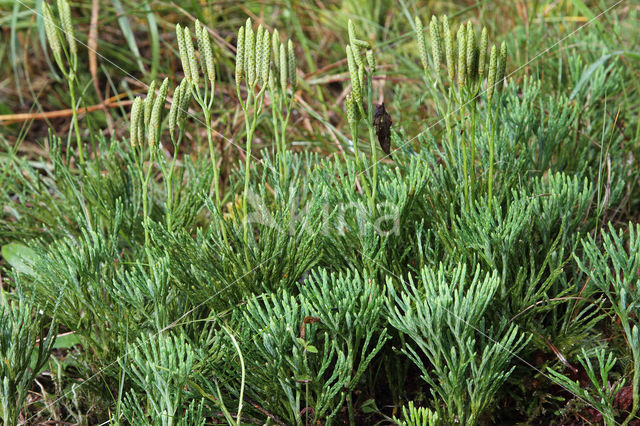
[0,97,133,125]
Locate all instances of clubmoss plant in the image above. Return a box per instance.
[413,15,507,210]
[268,31,298,177]
[572,223,640,425]
[43,0,83,163]
[119,333,197,426]
[548,348,623,425]
[130,78,169,251]
[235,18,272,245]
[176,21,222,208]
[343,19,381,214]
[486,42,507,209]
[235,269,387,425]
[387,264,528,424]
[3,5,640,425]
[162,78,192,233]
[0,290,57,425]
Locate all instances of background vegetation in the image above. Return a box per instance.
[1,0,640,424]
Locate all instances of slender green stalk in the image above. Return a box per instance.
[486,44,499,211]
[280,95,294,154]
[487,104,496,210]
[212,375,236,425]
[241,87,267,245]
[354,73,377,213]
[270,71,295,178]
[141,146,154,251]
[345,91,373,212]
[222,326,245,426]
[366,122,378,215]
[349,125,370,197]
[459,98,469,209]
[204,109,221,207]
[165,128,183,232]
[241,89,255,246]
[68,77,84,163]
[444,88,456,166]
[470,96,477,185]
[352,70,379,215]
[278,95,295,180]
[271,96,283,175]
